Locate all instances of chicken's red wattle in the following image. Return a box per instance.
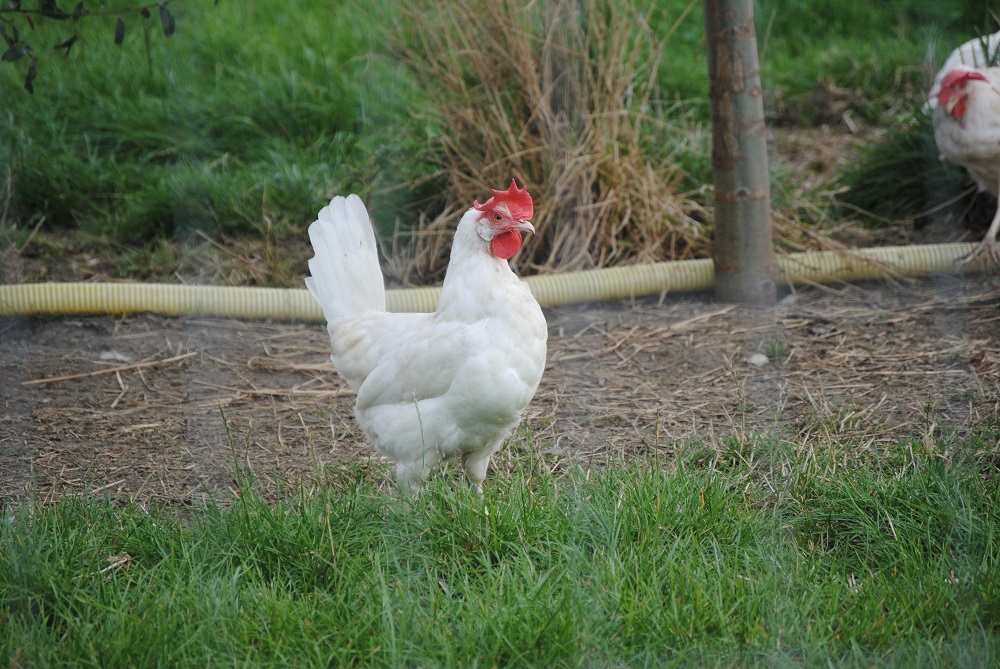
[491,230,522,259]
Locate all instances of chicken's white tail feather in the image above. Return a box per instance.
[305,195,386,327]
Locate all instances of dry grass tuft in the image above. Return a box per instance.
[390,0,709,281]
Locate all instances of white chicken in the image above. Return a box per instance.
[932,67,1000,264]
[305,181,548,495]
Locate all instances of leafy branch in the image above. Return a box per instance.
[0,0,183,93]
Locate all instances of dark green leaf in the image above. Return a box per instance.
[159,4,175,37]
[54,33,78,58]
[24,59,36,93]
[0,27,12,49]
[39,0,68,19]
[114,17,125,45]
[2,45,26,62]
[0,22,18,46]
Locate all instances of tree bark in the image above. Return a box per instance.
[703,0,775,304]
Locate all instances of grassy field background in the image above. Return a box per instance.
[0,0,994,281]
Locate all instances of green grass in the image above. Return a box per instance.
[752,0,988,118]
[654,0,987,116]
[0,0,431,244]
[3,433,998,667]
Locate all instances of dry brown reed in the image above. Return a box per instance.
[389,0,710,282]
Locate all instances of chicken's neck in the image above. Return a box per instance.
[435,211,526,323]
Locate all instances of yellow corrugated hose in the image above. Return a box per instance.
[0,243,991,321]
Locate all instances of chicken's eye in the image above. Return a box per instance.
[493,213,503,222]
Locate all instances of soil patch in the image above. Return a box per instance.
[2,274,998,506]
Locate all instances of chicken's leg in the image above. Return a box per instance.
[960,190,1000,265]
[396,452,439,498]
[461,442,502,496]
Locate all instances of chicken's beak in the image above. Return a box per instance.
[943,92,958,116]
[938,88,954,112]
[513,220,535,234]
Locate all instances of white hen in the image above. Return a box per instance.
[305,181,548,495]
[932,67,1000,264]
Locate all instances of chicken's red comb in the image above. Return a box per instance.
[473,180,533,220]
[938,69,988,106]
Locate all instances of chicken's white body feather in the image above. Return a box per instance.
[306,195,547,494]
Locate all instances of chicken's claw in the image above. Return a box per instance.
[957,236,1000,267]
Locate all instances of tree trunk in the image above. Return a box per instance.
[703,0,775,304]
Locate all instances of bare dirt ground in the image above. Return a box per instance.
[2,273,999,507]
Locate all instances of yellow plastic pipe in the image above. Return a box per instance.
[0,243,990,321]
